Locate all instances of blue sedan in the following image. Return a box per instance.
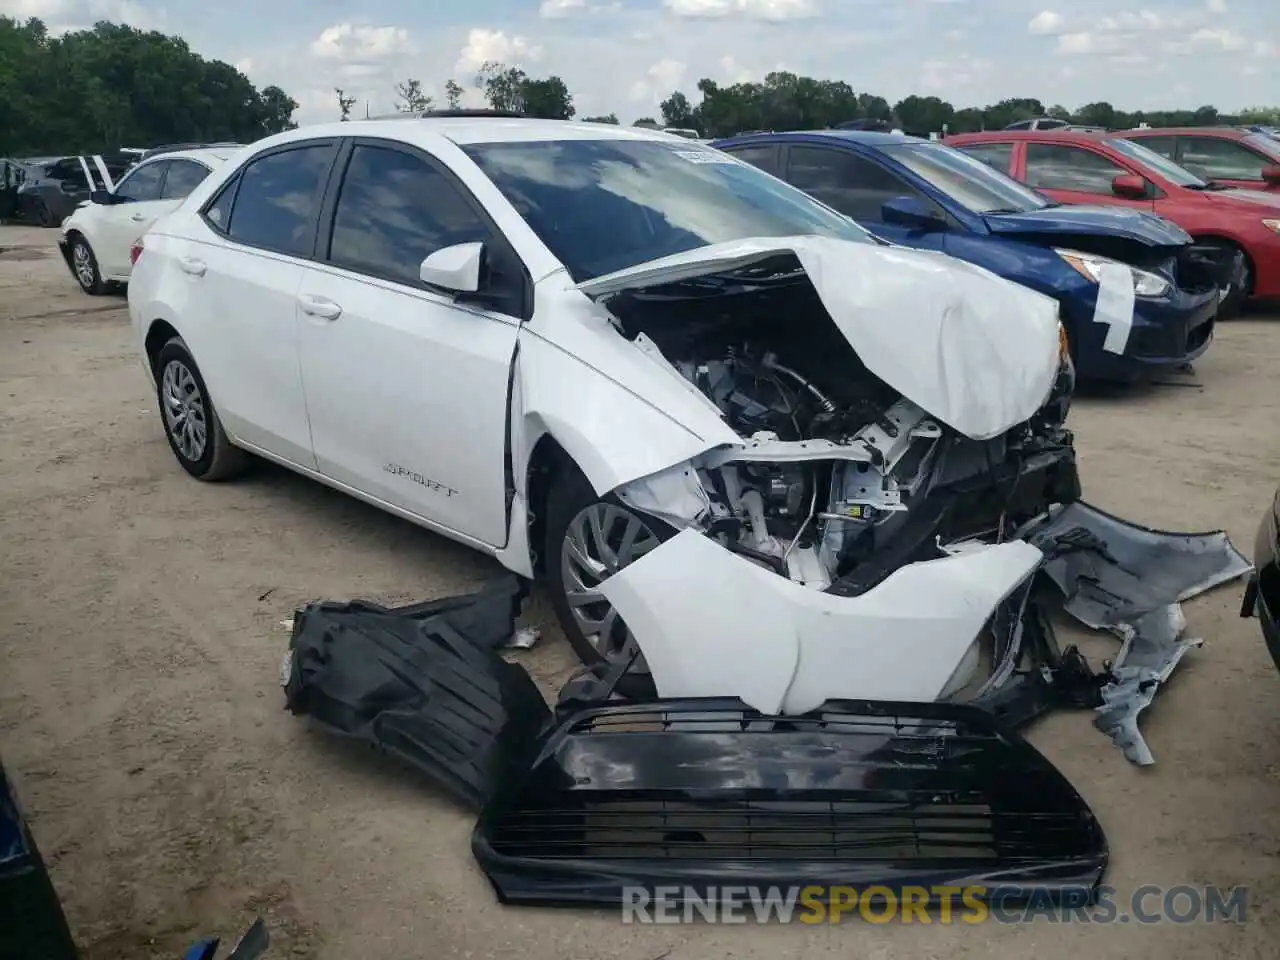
[712,131,1222,381]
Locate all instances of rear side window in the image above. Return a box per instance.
[116,161,166,201]
[785,145,936,221]
[1024,144,1128,194]
[328,144,493,286]
[161,159,210,200]
[723,144,781,176]
[956,142,1013,173]
[226,144,335,256]
[1178,137,1269,182]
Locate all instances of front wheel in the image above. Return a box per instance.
[544,465,672,698]
[153,337,247,481]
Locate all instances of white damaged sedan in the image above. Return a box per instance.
[128,117,1079,698]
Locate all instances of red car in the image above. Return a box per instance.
[945,130,1280,313]
[1111,127,1280,192]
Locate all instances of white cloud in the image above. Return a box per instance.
[310,23,412,61]
[920,54,991,91]
[1207,0,1227,12]
[1027,11,1063,35]
[455,28,541,75]
[87,0,166,30]
[1187,26,1247,49]
[539,0,585,17]
[0,0,67,16]
[718,54,756,82]
[629,57,687,104]
[663,0,818,22]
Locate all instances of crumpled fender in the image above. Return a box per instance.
[512,296,740,497]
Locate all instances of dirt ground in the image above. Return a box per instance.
[2,222,1279,959]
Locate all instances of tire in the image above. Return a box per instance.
[1206,240,1251,320]
[544,464,674,698]
[153,337,247,481]
[69,235,106,295]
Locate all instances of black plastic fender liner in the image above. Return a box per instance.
[472,699,1108,907]
[283,582,550,811]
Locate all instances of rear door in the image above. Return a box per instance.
[178,140,340,467]
[1022,141,1157,212]
[96,159,169,276]
[295,138,525,545]
[780,143,950,250]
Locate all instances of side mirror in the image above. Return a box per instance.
[419,241,484,294]
[89,189,114,205]
[1111,174,1148,200]
[881,195,946,230]
[1262,164,1280,187]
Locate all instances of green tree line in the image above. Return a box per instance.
[0,16,298,155]
[401,63,1279,138]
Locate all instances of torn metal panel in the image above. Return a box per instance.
[1093,605,1203,766]
[1028,501,1253,764]
[472,698,1109,907]
[576,235,1062,441]
[595,528,1044,714]
[1028,501,1253,631]
[282,578,550,809]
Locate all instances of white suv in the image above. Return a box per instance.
[128,117,1076,689]
[59,146,236,294]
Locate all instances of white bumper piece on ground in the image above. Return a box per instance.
[596,528,1045,714]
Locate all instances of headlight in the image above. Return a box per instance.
[1263,219,1280,236]
[1054,247,1171,298]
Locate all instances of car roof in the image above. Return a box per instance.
[718,130,919,147]
[252,117,688,151]
[947,130,1113,144]
[1117,126,1248,139]
[138,146,238,164]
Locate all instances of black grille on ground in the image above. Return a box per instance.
[473,700,1108,905]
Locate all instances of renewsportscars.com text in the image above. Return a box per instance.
[620,884,1249,924]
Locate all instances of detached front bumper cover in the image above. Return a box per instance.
[472,698,1109,908]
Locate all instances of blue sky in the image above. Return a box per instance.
[6,0,1278,123]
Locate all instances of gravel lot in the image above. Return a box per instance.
[2,222,1280,959]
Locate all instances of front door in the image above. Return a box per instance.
[1021,141,1157,212]
[296,139,525,547]
[97,160,171,276]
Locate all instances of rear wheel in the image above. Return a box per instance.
[544,465,671,698]
[69,235,106,295]
[153,337,247,481]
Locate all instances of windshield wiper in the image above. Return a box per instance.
[1183,181,1231,191]
[982,207,1025,215]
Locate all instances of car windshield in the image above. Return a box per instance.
[1106,138,1207,186]
[878,142,1051,214]
[462,138,874,281]
[1244,133,1280,161]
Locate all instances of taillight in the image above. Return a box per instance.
[129,239,144,265]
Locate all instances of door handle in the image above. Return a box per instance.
[130,213,146,221]
[177,257,206,276]
[298,294,342,321]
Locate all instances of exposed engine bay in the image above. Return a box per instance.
[609,264,1080,592]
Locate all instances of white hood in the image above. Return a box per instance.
[578,236,1062,441]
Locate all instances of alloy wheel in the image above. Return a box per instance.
[160,360,208,462]
[72,242,95,290]
[559,502,661,665]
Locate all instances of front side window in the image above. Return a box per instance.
[723,144,781,177]
[227,144,335,256]
[1105,137,1205,187]
[1025,144,1130,194]
[161,159,210,200]
[881,142,1050,214]
[956,142,1014,174]
[462,139,872,282]
[115,161,166,202]
[785,145,934,222]
[328,144,493,286]
[1179,137,1271,182]
[1126,136,1178,161]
